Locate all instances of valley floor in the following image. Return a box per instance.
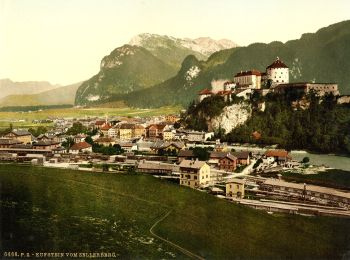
[0,106,181,129]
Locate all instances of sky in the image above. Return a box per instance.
[1,0,350,85]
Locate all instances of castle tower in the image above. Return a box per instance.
[266,57,289,86]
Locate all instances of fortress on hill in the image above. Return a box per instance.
[198,57,339,102]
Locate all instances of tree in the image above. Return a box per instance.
[62,137,75,149]
[302,157,310,164]
[85,136,94,145]
[66,122,87,135]
[190,147,211,161]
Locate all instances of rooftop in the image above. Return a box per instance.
[179,159,207,169]
[70,141,92,150]
[266,57,288,69]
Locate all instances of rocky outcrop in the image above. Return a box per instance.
[209,103,252,133]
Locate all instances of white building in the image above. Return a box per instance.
[107,127,118,138]
[266,57,289,86]
[234,70,262,89]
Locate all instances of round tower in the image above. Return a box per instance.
[266,57,289,86]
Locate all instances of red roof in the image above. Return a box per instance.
[198,88,213,95]
[266,57,288,69]
[217,90,232,96]
[147,124,167,131]
[252,131,261,140]
[100,125,112,131]
[265,149,288,158]
[70,141,92,150]
[95,120,106,125]
[234,70,261,77]
[224,81,235,85]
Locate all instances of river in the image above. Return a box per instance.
[290,151,350,171]
[188,143,350,171]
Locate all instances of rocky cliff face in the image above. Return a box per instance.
[209,103,252,133]
[75,45,176,105]
[129,33,237,69]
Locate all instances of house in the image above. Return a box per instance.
[217,90,233,102]
[209,151,227,166]
[163,130,175,141]
[224,81,236,91]
[4,130,33,144]
[107,127,118,139]
[94,120,110,129]
[151,141,185,155]
[95,137,115,147]
[226,178,245,198]
[177,149,195,163]
[165,115,179,124]
[273,82,339,97]
[147,124,166,139]
[69,141,92,154]
[54,134,69,143]
[214,141,228,152]
[179,160,211,188]
[119,142,137,152]
[232,151,250,165]
[0,138,22,148]
[118,123,134,140]
[234,88,253,100]
[186,131,206,142]
[234,70,262,89]
[73,134,87,143]
[264,149,290,165]
[137,162,173,175]
[198,88,213,102]
[133,124,146,138]
[33,140,60,150]
[100,125,112,137]
[219,153,237,172]
[37,134,53,141]
[52,146,67,154]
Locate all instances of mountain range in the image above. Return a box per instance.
[74,35,237,106]
[120,20,350,108]
[2,20,350,109]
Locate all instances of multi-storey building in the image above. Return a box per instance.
[179,160,211,188]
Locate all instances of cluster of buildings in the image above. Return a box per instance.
[0,113,216,163]
[198,57,343,103]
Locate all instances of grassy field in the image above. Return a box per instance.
[0,106,181,129]
[1,165,350,259]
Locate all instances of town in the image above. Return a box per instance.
[1,57,350,218]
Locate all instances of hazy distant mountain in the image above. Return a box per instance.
[129,33,238,68]
[0,82,81,107]
[0,79,60,99]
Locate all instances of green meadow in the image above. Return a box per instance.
[0,106,181,129]
[1,164,350,259]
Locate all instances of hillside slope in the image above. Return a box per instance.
[0,79,60,99]
[0,82,81,107]
[75,45,177,105]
